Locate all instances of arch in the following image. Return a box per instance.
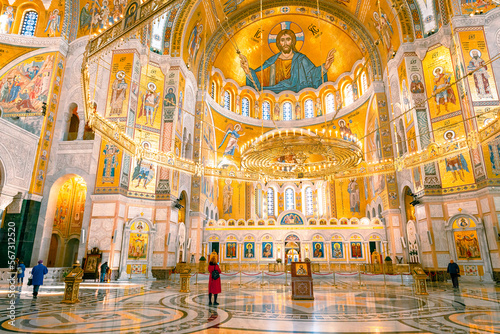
[285,187,295,210]
[267,187,275,217]
[304,98,314,118]
[19,9,38,36]
[325,93,335,114]
[63,238,80,267]
[241,97,250,117]
[223,90,231,111]
[304,186,313,216]
[262,101,271,120]
[47,233,60,267]
[282,101,292,121]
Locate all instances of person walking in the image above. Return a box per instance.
[17,260,26,285]
[31,260,48,298]
[100,262,109,283]
[208,254,221,306]
[447,259,460,289]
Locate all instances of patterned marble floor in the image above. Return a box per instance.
[0,275,499,334]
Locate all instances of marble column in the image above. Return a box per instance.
[77,110,85,140]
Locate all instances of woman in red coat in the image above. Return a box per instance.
[208,255,221,306]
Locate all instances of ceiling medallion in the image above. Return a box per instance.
[241,128,363,180]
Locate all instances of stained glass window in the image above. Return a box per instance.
[326,93,334,114]
[305,99,314,118]
[263,101,271,120]
[267,188,274,216]
[210,82,215,99]
[20,11,38,36]
[361,72,368,93]
[283,102,292,121]
[344,84,354,106]
[285,188,295,210]
[305,187,313,216]
[242,97,250,117]
[224,91,231,111]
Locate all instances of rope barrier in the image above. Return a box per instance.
[220,272,239,276]
[361,273,382,276]
[312,272,333,276]
[336,272,359,276]
[241,272,262,276]
[264,272,285,276]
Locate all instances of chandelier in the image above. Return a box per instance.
[240,128,364,180]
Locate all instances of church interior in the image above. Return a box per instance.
[0,0,500,332]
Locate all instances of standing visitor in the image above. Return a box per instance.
[447,259,460,289]
[31,260,48,298]
[100,262,109,283]
[17,260,26,285]
[208,254,221,306]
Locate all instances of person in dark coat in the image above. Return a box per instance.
[208,254,221,306]
[17,260,26,285]
[447,259,460,289]
[31,260,48,297]
[100,262,109,283]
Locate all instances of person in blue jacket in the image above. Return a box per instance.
[31,260,48,298]
[17,260,26,285]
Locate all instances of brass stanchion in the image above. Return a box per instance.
[400,272,405,286]
[195,271,198,285]
[261,270,265,287]
[332,271,336,286]
[239,271,242,287]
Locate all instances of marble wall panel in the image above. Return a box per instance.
[156,208,168,221]
[154,223,166,252]
[92,203,116,217]
[167,253,176,267]
[431,219,448,252]
[419,221,432,252]
[394,228,402,253]
[168,223,178,252]
[421,253,433,267]
[88,218,113,250]
[416,205,426,220]
[118,204,125,218]
[429,205,443,218]
[392,216,400,227]
[113,251,121,267]
[447,201,478,216]
[114,218,124,251]
[490,252,499,269]
[153,253,164,267]
[127,206,153,219]
[494,197,500,212]
[481,198,490,213]
[484,215,498,250]
[437,253,450,268]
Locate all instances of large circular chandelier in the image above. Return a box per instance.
[240,128,364,180]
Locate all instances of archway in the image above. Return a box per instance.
[46,176,87,267]
[446,214,493,281]
[284,234,301,264]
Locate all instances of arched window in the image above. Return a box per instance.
[210,82,215,99]
[242,97,250,117]
[326,93,335,114]
[285,188,295,210]
[283,102,292,121]
[267,188,275,216]
[262,101,271,120]
[224,90,231,111]
[305,187,313,216]
[344,84,354,106]
[20,10,38,36]
[360,72,368,93]
[255,188,262,218]
[304,99,314,118]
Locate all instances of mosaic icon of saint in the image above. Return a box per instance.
[432,66,456,115]
[110,71,127,115]
[79,2,92,33]
[45,9,61,37]
[0,6,14,34]
[218,123,244,157]
[139,82,160,126]
[239,28,335,94]
[444,131,469,183]
[467,49,493,99]
[263,243,272,258]
[313,243,323,258]
[102,144,120,183]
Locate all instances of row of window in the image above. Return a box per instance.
[213,72,368,119]
[265,187,314,217]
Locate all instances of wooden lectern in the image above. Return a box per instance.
[291,262,314,300]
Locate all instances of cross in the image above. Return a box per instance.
[171,50,180,57]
